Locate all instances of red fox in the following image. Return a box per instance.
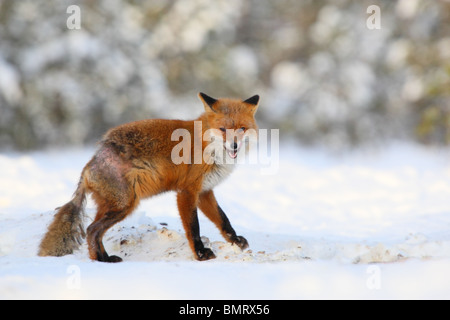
[38,93,260,262]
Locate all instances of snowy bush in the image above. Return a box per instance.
[0,0,449,150]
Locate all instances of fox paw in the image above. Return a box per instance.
[232,236,249,250]
[97,254,123,263]
[196,248,216,261]
[107,255,123,263]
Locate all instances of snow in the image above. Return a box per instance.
[1,143,450,299]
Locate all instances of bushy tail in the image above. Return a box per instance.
[38,176,87,257]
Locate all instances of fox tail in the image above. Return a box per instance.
[38,174,87,257]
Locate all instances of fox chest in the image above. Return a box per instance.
[201,164,235,191]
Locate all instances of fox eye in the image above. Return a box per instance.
[219,127,226,132]
[240,127,246,131]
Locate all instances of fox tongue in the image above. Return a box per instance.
[228,150,238,159]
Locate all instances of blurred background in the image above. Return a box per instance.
[0,0,449,151]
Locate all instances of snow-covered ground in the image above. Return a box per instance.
[1,143,450,299]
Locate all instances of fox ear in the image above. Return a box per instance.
[243,95,260,106]
[243,94,260,114]
[198,92,218,112]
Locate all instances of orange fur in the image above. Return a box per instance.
[38,93,259,262]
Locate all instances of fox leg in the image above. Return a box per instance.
[83,145,140,262]
[177,191,216,261]
[86,203,136,263]
[86,180,139,263]
[198,190,249,250]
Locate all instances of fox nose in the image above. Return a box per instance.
[231,142,238,150]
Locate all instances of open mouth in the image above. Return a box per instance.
[227,149,238,159]
[225,143,241,159]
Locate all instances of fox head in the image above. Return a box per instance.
[198,92,259,163]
